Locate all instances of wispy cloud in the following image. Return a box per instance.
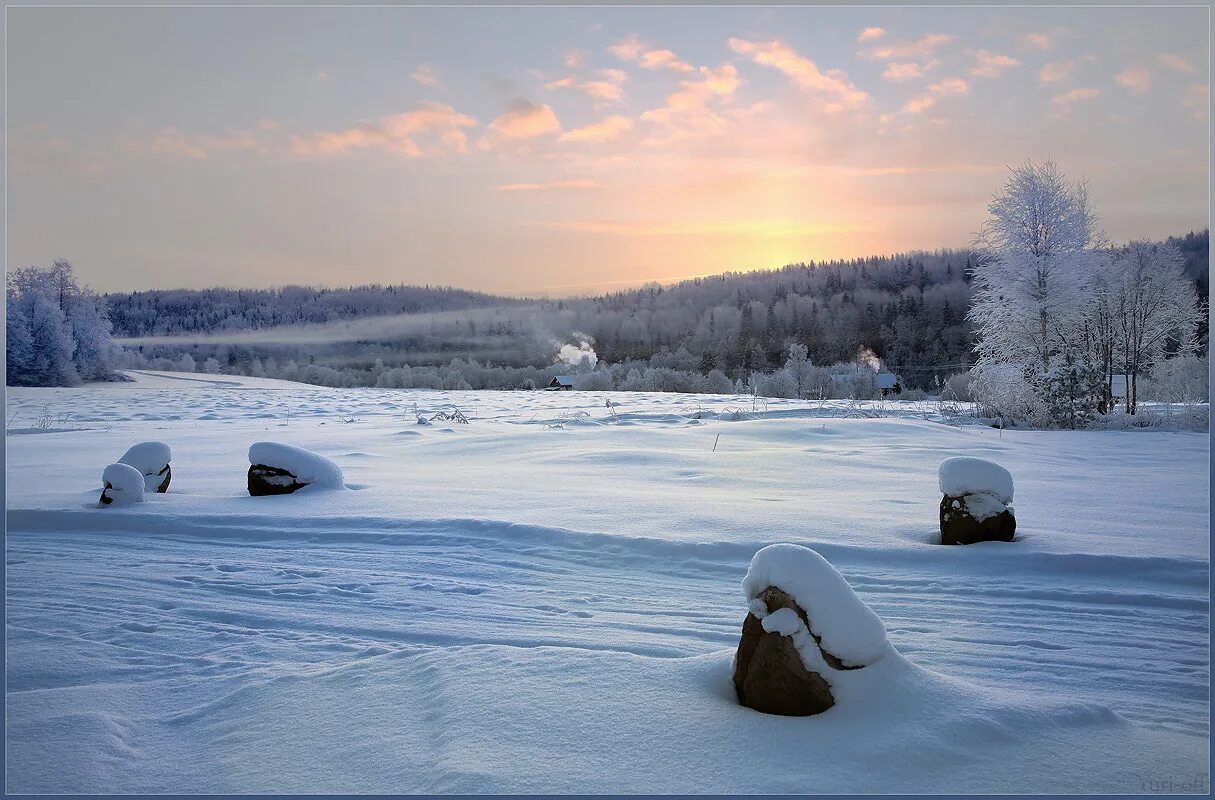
[497,179,603,191]
[139,127,260,160]
[1181,83,1208,120]
[1052,87,1101,108]
[549,219,867,237]
[559,115,634,143]
[639,49,695,73]
[411,65,440,87]
[1158,53,1196,73]
[487,99,561,139]
[903,77,968,114]
[1022,32,1055,50]
[610,34,696,75]
[1115,66,1151,93]
[728,38,867,110]
[639,64,741,145]
[882,61,936,82]
[608,34,644,62]
[545,68,628,105]
[861,33,954,61]
[857,27,886,43]
[970,50,1020,78]
[1038,60,1075,85]
[289,102,476,158]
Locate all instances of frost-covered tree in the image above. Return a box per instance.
[969,161,1105,371]
[968,161,1107,424]
[1106,241,1203,414]
[6,260,115,386]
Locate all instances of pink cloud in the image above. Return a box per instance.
[488,100,561,139]
[903,77,968,114]
[1158,53,1196,73]
[609,34,644,62]
[639,49,695,73]
[1038,61,1075,85]
[861,33,954,61]
[970,50,1020,78]
[289,102,476,158]
[728,38,868,110]
[1052,87,1101,108]
[1022,32,1054,51]
[882,61,936,82]
[497,179,602,191]
[559,115,634,143]
[1116,67,1151,93]
[410,65,440,87]
[857,27,886,43]
[145,127,259,160]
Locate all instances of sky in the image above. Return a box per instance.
[6,5,1210,296]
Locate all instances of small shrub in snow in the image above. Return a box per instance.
[733,544,889,716]
[99,463,145,506]
[247,442,344,496]
[118,441,172,493]
[938,457,1016,545]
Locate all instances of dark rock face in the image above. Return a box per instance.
[99,482,115,505]
[152,464,171,494]
[939,495,1016,545]
[248,464,308,496]
[733,587,837,717]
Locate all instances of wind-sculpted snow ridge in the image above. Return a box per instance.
[4,378,1210,793]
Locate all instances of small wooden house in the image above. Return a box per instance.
[548,375,575,390]
[876,371,902,397]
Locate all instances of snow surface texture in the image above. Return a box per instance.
[248,441,344,488]
[4,372,1210,793]
[744,543,888,667]
[100,462,145,505]
[938,456,1014,504]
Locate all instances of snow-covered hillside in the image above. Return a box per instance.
[5,372,1209,793]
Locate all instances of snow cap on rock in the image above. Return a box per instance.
[248,442,344,488]
[938,457,1014,504]
[743,543,889,667]
[119,441,171,474]
[101,463,146,505]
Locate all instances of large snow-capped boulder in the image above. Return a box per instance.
[118,441,172,493]
[938,457,1016,545]
[733,544,889,716]
[247,442,344,496]
[99,463,146,506]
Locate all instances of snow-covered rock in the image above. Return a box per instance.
[938,457,1017,545]
[118,441,172,493]
[99,463,146,506]
[247,442,344,495]
[938,457,1014,504]
[734,544,889,716]
[742,543,889,668]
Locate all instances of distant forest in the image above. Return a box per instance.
[108,230,1208,391]
[106,284,522,337]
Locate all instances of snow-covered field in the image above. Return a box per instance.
[5,371,1210,793]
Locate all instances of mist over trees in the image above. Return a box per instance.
[10,216,1208,421]
[6,260,118,386]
